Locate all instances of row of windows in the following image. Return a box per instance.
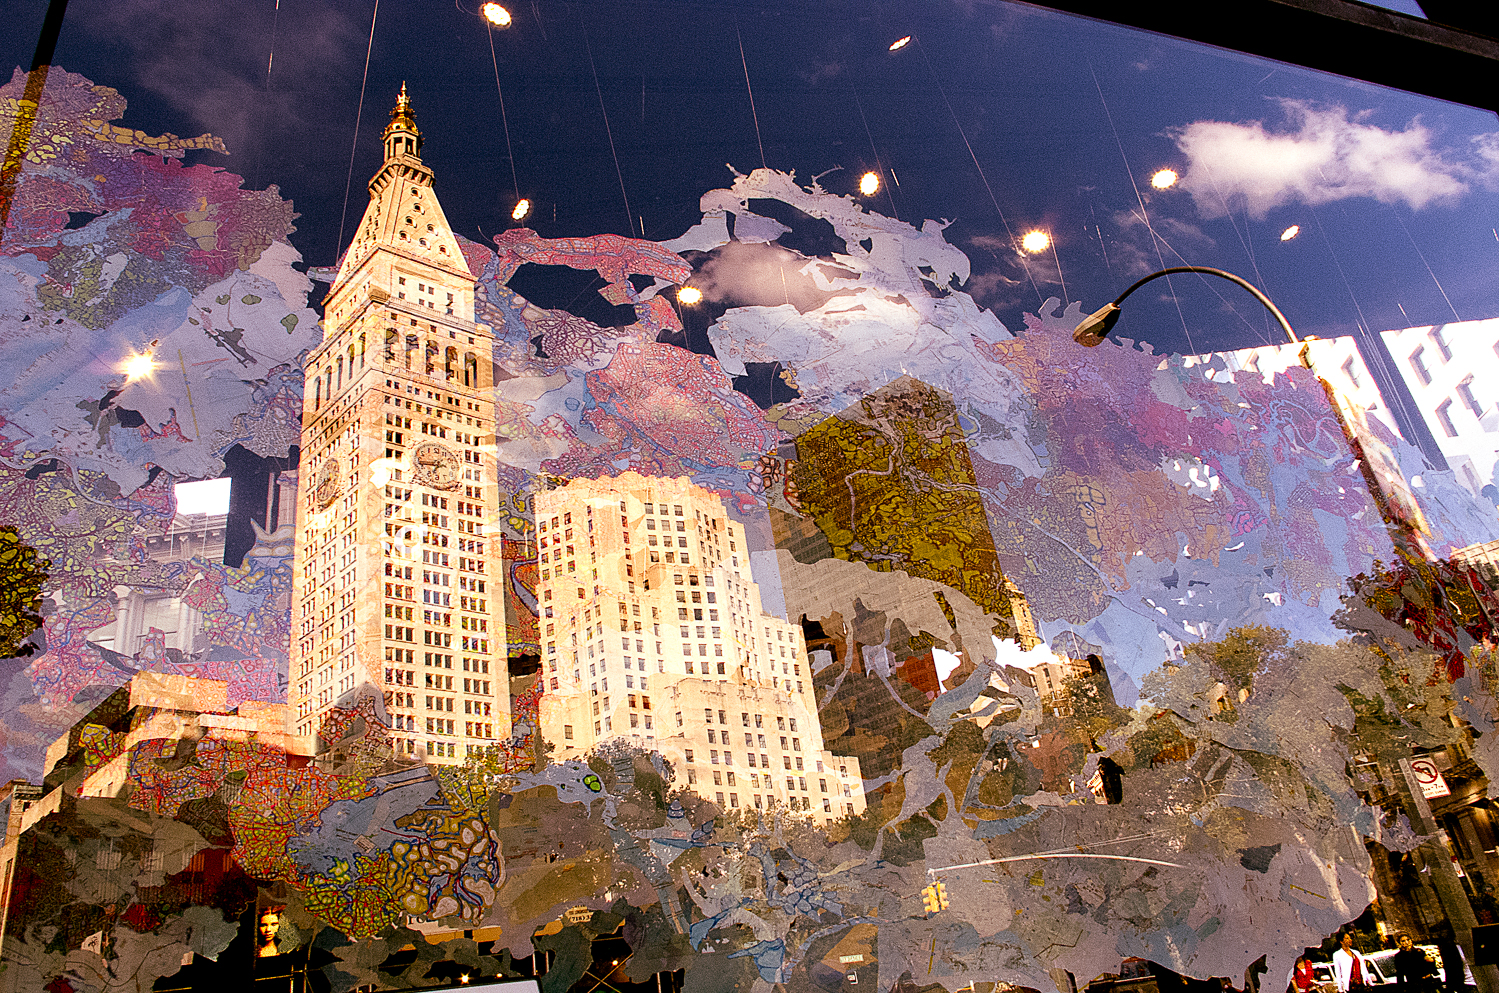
[709,794,842,814]
[701,770,841,794]
[383,387,487,428]
[699,709,798,732]
[1435,379,1487,438]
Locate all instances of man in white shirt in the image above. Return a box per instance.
[1333,932,1372,993]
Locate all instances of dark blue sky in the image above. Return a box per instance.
[7,0,1497,356]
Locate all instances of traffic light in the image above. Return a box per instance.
[936,882,949,909]
[921,884,940,913]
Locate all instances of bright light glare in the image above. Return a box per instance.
[1020,230,1050,254]
[512,198,531,221]
[174,478,230,516]
[481,2,511,26]
[123,353,155,382]
[1280,224,1300,241]
[859,172,880,196]
[1151,169,1178,189]
[677,286,703,305]
[889,35,911,51]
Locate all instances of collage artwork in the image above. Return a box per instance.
[3,64,1499,993]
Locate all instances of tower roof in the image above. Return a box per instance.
[382,82,423,159]
[325,82,473,310]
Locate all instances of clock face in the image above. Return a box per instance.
[314,458,341,509]
[411,441,461,490]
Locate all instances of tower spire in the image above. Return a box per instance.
[382,81,423,161]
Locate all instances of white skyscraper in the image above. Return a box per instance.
[533,473,865,822]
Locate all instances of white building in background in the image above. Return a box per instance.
[1193,333,1436,535]
[1203,334,1387,421]
[1382,320,1499,500]
[90,511,227,659]
[1214,319,1499,502]
[533,473,865,822]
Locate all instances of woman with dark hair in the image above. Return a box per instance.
[1292,954,1317,993]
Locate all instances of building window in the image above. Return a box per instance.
[1437,399,1459,438]
[564,724,573,740]
[1457,377,1483,417]
[1409,346,1432,385]
[1430,327,1453,361]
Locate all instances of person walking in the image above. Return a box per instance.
[1394,934,1436,993]
[1433,924,1473,993]
[1334,933,1373,993]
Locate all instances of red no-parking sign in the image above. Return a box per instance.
[1410,756,1451,799]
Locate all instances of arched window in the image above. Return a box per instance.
[314,376,322,409]
[463,352,479,388]
[336,355,343,389]
[357,333,366,368]
[385,328,397,363]
[445,346,458,382]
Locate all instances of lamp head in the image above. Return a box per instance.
[1073,303,1122,346]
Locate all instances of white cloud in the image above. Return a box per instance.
[72,0,361,164]
[1172,100,1490,219]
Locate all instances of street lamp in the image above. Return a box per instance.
[1072,265,1298,347]
[1074,267,1498,993]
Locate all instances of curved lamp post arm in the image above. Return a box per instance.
[1073,265,1298,346]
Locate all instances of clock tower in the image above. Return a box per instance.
[289,85,508,765]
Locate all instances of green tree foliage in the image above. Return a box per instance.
[1183,624,1289,696]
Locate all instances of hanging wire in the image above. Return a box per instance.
[914,37,1040,305]
[850,82,899,221]
[264,0,281,90]
[336,0,381,262]
[485,18,521,203]
[734,14,767,171]
[579,12,634,237]
[1124,207,1277,344]
[1089,61,1196,355]
[1390,205,1463,323]
[252,0,284,191]
[1049,237,1069,306]
[1305,203,1430,451]
[1198,160,1277,346]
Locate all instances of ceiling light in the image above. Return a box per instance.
[677,286,703,305]
[1150,169,1178,189]
[889,36,911,51]
[859,172,880,196]
[481,3,511,26]
[512,198,531,221]
[123,353,155,382]
[1280,225,1300,241]
[1021,230,1050,254]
